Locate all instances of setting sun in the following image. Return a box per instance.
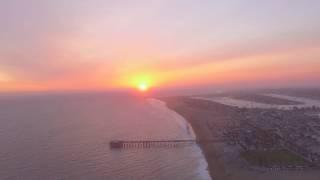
[138,82,149,92]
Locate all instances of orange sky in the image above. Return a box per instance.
[1,38,319,92]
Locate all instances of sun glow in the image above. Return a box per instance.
[123,73,154,92]
[137,82,149,92]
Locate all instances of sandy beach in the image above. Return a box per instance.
[163,97,230,179]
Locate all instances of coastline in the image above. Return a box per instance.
[148,98,212,180]
[157,97,228,180]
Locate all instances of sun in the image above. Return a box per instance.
[127,73,153,92]
[137,82,149,92]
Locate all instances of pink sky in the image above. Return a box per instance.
[0,0,320,92]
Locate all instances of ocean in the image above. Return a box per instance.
[0,92,211,180]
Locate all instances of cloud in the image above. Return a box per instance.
[154,32,320,71]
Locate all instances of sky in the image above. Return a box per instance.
[0,0,320,92]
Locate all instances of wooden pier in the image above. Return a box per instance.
[109,139,225,149]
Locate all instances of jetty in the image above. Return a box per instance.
[109,139,225,149]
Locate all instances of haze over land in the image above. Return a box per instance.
[1,0,320,92]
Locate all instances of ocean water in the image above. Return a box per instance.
[0,93,210,180]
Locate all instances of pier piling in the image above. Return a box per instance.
[109,139,225,149]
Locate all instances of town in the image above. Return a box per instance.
[165,94,320,172]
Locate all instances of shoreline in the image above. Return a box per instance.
[148,98,212,180]
[161,100,213,180]
[159,97,228,180]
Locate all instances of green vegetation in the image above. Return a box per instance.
[241,149,308,167]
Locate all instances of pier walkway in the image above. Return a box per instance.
[109,138,225,149]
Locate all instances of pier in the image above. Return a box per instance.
[109,139,225,149]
